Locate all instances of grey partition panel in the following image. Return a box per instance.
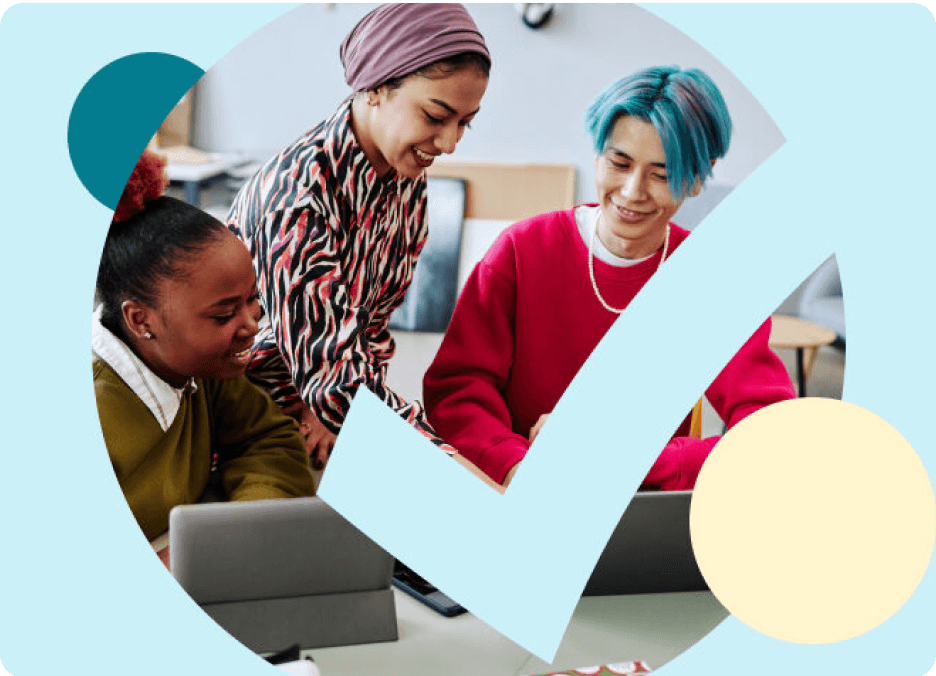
[203,588,398,653]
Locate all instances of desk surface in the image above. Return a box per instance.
[308,588,727,676]
[163,149,249,182]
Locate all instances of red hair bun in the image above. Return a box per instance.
[112,150,168,223]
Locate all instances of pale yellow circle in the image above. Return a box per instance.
[690,398,935,644]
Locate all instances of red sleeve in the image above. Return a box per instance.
[643,318,795,490]
[423,255,530,485]
[642,436,719,490]
[707,318,796,429]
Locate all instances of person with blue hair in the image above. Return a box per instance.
[586,66,731,205]
[424,66,795,488]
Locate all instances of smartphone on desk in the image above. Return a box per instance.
[392,560,466,617]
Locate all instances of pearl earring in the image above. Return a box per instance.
[144,331,155,340]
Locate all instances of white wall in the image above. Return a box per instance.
[190,3,788,402]
[193,3,783,222]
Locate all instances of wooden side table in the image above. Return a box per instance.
[769,315,837,396]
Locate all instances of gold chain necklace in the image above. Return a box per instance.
[588,217,669,315]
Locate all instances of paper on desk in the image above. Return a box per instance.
[157,145,216,165]
[533,660,652,676]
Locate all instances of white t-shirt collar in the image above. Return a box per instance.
[575,205,654,267]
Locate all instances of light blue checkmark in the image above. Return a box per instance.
[318,151,831,660]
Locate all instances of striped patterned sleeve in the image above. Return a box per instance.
[230,103,453,452]
[252,202,452,452]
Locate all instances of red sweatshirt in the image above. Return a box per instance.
[423,208,795,487]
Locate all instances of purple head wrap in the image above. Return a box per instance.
[340,3,490,92]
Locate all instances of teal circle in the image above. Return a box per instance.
[67,52,204,210]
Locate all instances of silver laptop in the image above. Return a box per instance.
[169,496,397,652]
[583,490,708,596]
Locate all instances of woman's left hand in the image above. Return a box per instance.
[298,408,337,470]
[282,401,337,470]
[529,413,550,443]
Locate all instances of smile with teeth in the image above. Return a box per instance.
[414,148,436,164]
[615,204,651,222]
[232,347,252,363]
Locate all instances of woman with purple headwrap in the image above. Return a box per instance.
[227,4,491,473]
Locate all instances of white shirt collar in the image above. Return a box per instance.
[91,307,196,432]
[575,205,653,267]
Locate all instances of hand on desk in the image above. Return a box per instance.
[282,402,337,471]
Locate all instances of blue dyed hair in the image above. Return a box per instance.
[585,66,732,202]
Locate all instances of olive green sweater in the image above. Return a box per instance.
[93,358,315,541]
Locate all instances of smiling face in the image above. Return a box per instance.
[128,230,261,387]
[594,115,691,260]
[358,67,488,179]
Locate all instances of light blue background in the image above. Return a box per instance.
[0,3,933,676]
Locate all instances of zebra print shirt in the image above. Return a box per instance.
[228,99,447,448]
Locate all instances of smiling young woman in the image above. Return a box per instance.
[93,150,315,565]
[352,62,487,179]
[227,3,491,471]
[119,231,261,387]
